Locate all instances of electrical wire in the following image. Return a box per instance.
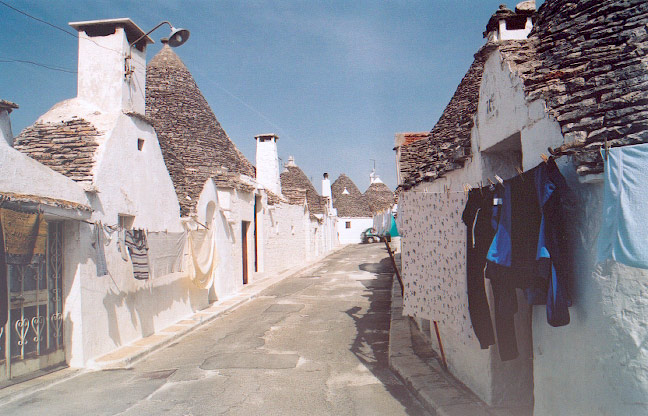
[0,57,76,74]
[0,0,77,38]
[1,1,124,56]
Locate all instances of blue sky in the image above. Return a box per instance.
[2,0,543,192]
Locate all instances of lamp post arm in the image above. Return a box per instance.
[129,21,171,48]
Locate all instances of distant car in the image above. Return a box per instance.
[361,228,380,243]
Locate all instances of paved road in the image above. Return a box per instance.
[1,244,428,415]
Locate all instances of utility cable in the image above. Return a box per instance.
[0,0,77,38]
[0,57,76,74]
[1,1,123,56]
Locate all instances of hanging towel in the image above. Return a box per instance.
[92,222,109,276]
[597,143,648,269]
[187,228,219,289]
[125,229,150,280]
[147,231,186,278]
[0,208,47,265]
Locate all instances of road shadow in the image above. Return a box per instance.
[347,253,429,415]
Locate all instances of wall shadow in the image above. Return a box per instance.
[347,253,426,415]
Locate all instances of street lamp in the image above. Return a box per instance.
[129,20,190,48]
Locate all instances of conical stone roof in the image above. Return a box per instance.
[364,182,395,214]
[331,174,372,218]
[146,44,256,216]
[280,162,325,215]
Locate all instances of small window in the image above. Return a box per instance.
[118,214,135,230]
[345,221,351,229]
[137,138,145,151]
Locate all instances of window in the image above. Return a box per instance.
[137,138,145,151]
[345,221,351,229]
[118,214,135,230]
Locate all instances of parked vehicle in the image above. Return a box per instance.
[361,227,380,243]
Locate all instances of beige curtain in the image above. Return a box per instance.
[187,228,219,289]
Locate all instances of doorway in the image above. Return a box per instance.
[241,221,250,285]
[1,221,66,381]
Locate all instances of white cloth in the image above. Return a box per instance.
[187,228,219,289]
[147,231,187,279]
[597,143,648,269]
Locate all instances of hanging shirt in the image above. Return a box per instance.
[597,143,648,269]
[92,222,109,277]
[125,229,150,280]
[486,160,571,327]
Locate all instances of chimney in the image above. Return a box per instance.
[255,133,281,195]
[0,100,18,147]
[322,172,332,202]
[483,2,535,42]
[69,19,154,114]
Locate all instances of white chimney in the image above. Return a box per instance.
[69,19,153,114]
[255,133,281,195]
[0,100,18,147]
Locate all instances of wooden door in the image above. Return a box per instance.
[241,221,249,284]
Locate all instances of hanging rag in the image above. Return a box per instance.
[462,187,496,350]
[597,143,648,269]
[0,208,47,265]
[147,231,186,278]
[92,222,109,276]
[187,228,219,289]
[117,229,130,262]
[0,217,7,328]
[125,229,150,280]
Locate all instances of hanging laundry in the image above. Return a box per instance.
[147,231,186,279]
[0,208,47,265]
[92,222,109,277]
[487,159,571,330]
[117,229,130,262]
[462,187,496,350]
[187,228,219,289]
[125,229,150,280]
[597,143,648,269]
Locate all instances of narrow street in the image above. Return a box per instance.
[0,244,428,416]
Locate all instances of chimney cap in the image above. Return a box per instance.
[69,18,154,45]
[254,133,279,141]
[0,100,18,114]
[323,173,329,179]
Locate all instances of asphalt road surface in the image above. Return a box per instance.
[1,244,428,415]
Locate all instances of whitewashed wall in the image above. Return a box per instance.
[478,48,648,415]
[67,112,207,367]
[262,203,308,274]
[336,217,373,244]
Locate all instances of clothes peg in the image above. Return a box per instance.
[540,153,549,163]
[516,166,523,175]
[604,137,610,162]
[494,175,504,185]
[487,178,495,186]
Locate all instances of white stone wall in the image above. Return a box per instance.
[262,203,308,274]
[65,112,207,367]
[336,217,374,244]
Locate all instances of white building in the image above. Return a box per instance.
[396,1,648,415]
[331,174,373,244]
[0,100,92,381]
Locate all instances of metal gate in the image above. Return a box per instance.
[1,221,65,381]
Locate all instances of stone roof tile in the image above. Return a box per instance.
[146,45,256,216]
[331,174,372,218]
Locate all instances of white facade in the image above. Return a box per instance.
[398,36,648,415]
[336,217,373,244]
[29,20,205,367]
